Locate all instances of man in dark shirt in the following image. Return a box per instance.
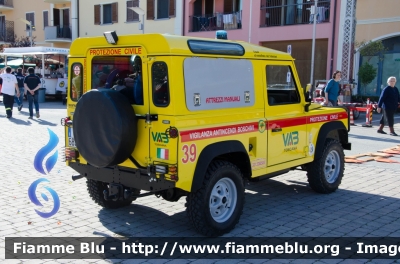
[14,68,25,111]
[24,67,42,119]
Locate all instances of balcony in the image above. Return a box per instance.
[0,20,14,42]
[260,0,331,27]
[0,0,13,11]
[43,0,70,3]
[44,25,71,42]
[190,11,243,33]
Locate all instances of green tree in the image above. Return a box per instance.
[355,40,387,95]
[8,34,36,47]
[358,62,377,94]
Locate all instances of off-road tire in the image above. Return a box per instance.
[87,179,139,209]
[186,160,245,237]
[307,139,344,193]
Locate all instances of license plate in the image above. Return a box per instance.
[68,137,76,147]
[68,128,75,147]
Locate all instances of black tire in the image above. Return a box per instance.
[86,179,139,209]
[186,160,245,237]
[73,89,137,168]
[353,110,360,120]
[307,139,344,194]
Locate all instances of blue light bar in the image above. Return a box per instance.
[187,40,244,56]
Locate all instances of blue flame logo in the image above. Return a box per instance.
[28,178,60,218]
[34,128,59,175]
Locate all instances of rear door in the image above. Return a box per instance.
[264,63,307,166]
[147,58,178,166]
[86,47,151,167]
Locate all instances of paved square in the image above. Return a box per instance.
[1,99,400,263]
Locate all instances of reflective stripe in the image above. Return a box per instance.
[5,108,11,110]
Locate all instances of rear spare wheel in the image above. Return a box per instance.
[73,89,137,168]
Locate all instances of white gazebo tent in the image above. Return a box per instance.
[2,46,69,95]
[2,46,69,77]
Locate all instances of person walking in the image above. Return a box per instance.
[24,67,42,119]
[0,66,20,118]
[324,70,342,106]
[14,68,25,111]
[377,76,400,136]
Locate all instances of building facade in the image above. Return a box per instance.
[354,0,400,96]
[184,0,353,88]
[0,0,72,48]
[77,0,183,39]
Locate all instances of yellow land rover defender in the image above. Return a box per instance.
[63,32,351,237]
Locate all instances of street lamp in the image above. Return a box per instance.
[128,7,145,34]
[19,18,34,47]
[309,0,318,88]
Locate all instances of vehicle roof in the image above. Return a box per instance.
[69,33,293,60]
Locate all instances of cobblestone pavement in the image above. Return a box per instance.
[1,100,400,264]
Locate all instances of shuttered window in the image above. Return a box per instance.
[169,0,175,17]
[112,2,118,23]
[127,0,139,22]
[94,3,118,25]
[148,0,175,19]
[147,0,154,20]
[43,11,48,28]
[94,5,100,25]
[224,0,233,13]
[25,12,35,30]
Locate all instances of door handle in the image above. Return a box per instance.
[272,128,282,132]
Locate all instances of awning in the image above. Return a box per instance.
[0,59,36,69]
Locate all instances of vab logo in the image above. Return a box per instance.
[282,131,299,146]
[34,128,59,175]
[28,178,60,218]
[152,132,169,144]
[59,81,65,87]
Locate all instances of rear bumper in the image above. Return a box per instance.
[69,162,175,192]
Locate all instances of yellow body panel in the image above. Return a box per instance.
[66,33,349,193]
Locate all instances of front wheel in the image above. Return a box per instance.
[186,160,245,237]
[306,139,344,193]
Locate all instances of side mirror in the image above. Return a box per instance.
[304,83,312,102]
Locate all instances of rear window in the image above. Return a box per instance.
[91,56,132,90]
[91,55,143,105]
[152,62,169,107]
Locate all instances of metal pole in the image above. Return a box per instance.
[142,14,144,34]
[310,0,318,86]
[29,21,33,47]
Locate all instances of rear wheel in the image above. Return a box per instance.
[186,160,245,237]
[86,179,139,209]
[306,139,344,193]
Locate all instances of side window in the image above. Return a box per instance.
[266,65,300,105]
[152,62,169,107]
[70,63,83,102]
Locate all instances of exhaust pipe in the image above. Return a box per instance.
[72,174,84,181]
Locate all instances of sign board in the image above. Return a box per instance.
[287,45,292,55]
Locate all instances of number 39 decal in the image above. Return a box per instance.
[182,144,197,163]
